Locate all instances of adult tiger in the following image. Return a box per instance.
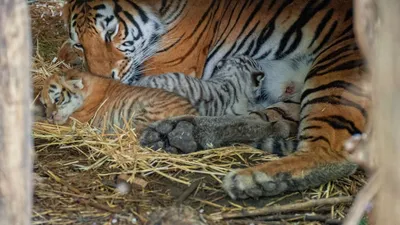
[61,0,370,199]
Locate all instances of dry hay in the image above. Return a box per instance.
[29,1,367,224]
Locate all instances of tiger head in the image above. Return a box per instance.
[40,70,85,125]
[214,55,265,93]
[62,0,165,83]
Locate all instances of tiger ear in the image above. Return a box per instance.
[66,78,84,90]
[251,72,265,87]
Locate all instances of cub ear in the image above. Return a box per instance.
[251,72,265,87]
[66,78,84,90]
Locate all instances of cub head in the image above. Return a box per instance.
[214,55,265,92]
[40,70,85,125]
[62,0,165,83]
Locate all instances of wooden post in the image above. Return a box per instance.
[0,0,33,224]
[346,0,400,224]
[370,0,400,224]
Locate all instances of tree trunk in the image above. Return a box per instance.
[351,0,400,224]
[370,0,400,223]
[0,0,33,224]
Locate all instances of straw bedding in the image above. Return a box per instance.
[29,1,367,224]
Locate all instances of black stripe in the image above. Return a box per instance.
[268,107,298,123]
[164,0,187,25]
[253,0,293,57]
[302,125,321,131]
[275,0,331,59]
[250,111,270,122]
[268,0,278,9]
[311,116,362,135]
[307,53,352,81]
[312,20,338,54]
[125,1,149,23]
[104,15,114,26]
[314,33,354,60]
[166,1,219,66]
[299,135,314,141]
[160,0,169,15]
[234,21,260,55]
[344,8,353,21]
[312,44,354,68]
[306,59,364,81]
[300,80,369,102]
[282,100,300,105]
[157,36,182,53]
[339,24,353,37]
[93,4,106,10]
[95,13,104,19]
[231,0,265,57]
[188,1,217,39]
[309,136,331,145]
[123,11,143,40]
[206,1,245,65]
[301,95,368,119]
[112,0,127,37]
[308,9,334,48]
[219,0,254,58]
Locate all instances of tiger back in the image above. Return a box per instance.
[39,69,198,134]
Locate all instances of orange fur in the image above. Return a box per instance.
[57,40,84,66]
[40,69,198,133]
[61,0,357,79]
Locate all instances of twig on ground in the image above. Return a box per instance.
[210,196,353,220]
[255,213,339,223]
[176,179,202,205]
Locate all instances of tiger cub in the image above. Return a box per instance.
[132,55,265,116]
[39,69,198,134]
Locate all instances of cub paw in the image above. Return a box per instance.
[140,116,199,154]
[222,169,290,200]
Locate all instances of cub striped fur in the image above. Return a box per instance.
[39,69,198,133]
[132,55,265,116]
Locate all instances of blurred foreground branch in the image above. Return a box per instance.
[345,0,400,224]
[0,0,34,224]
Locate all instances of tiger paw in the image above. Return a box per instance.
[140,116,199,154]
[222,169,291,200]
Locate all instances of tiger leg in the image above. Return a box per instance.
[139,101,299,154]
[249,101,300,156]
[222,37,370,199]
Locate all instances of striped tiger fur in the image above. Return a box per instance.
[39,69,198,134]
[61,0,370,199]
[132,55,265,116]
